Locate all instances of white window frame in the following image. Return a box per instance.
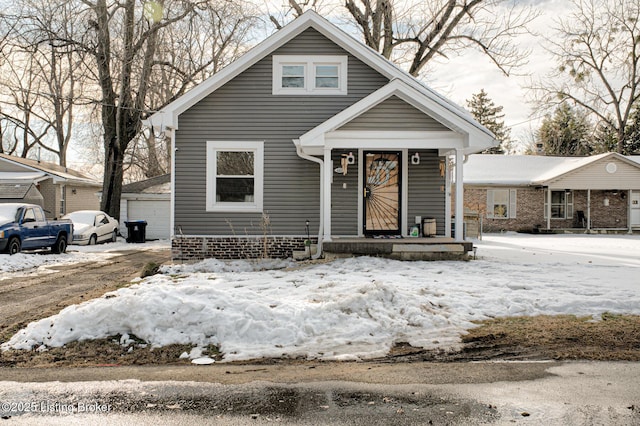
[545,190,573,219]
[486,189,517,219]
[206,141,264,213]
[272,55,347,95]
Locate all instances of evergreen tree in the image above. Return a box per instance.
[466,89,512,154]
[623,105,640,154]
[536,103,593,156]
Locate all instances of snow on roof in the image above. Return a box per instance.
[464,153,632,186]
[464,155,571,185]
[0,171,47,182]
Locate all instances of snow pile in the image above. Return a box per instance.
[0,239,169,278]
[2,234,639,361]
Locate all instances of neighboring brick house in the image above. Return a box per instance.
[463,153,640,233]
[0,153,101,218]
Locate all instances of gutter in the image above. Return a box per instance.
[294,140,323,259]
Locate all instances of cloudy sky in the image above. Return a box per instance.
[425,0,574,152]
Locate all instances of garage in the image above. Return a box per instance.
[126,199,170,240]
[120,175,170,240]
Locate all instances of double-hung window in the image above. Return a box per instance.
[273,55,347,95]
[486,189,517,219]
[545,191,573,219]
[206,141,264,212]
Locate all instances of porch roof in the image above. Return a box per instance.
[296,79,496,156]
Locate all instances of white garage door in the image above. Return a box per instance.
[127,200,170,240]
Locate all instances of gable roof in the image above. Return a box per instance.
[297,79,493,154]
[0,153,100,186]
[122,174,170,194]
[464,152,640,187]
[147,10,493,148]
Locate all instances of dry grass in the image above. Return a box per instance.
[0,335,220,368]
[2,315,639,367]
[462,313,640,361]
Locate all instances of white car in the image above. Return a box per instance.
[62,210,119,245]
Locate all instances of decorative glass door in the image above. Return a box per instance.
[363,151,401,235]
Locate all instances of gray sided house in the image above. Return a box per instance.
[148,11,495,260]
[464,153,640,234]
[0,153,101,218]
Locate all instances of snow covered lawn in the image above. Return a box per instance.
[0,239,169,279]
[2,233,639,362]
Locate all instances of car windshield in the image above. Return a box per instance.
[0,204,20,223]
[64,211,96,226]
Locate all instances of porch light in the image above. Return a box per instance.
[411,152,420,165]
[346,152,355,164]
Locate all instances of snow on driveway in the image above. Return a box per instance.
[2,233,639,362]
[0,239,169,279]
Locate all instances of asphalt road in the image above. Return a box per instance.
[1,361,639,425]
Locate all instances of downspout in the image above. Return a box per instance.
[294,140,323,259]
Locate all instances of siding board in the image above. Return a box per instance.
[175,29,389,236]
[407,151,447,235]
[340,96,449,131]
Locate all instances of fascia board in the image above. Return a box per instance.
[300,79,494,149]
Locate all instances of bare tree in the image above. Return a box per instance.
[71,0,257,219]
[531,0,640,154]
[0,1,89,166]
[269,0,537,77]
[123,0,256,180]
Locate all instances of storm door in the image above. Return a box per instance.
[363,151,401,235]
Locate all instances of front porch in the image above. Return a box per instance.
[322,236,474,261]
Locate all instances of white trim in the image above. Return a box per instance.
[298,80,492,154]
[205,141,264,213]
[454,149,464,241]
[323,148,333,241]
[272,55,347,95]
[401,149,408,237]
[147,11,494,143]
[170,129,176,238]
[357,148,363,237]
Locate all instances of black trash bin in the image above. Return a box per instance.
[125,220,147,243]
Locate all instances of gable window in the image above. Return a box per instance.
[545,190,573,219]
[206,141,264,212]
[273,55,347,95]
[486,189,517,219]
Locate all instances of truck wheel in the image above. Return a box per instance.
[89,234,97,245]
[8,238,21,255]
[52,235,68,254]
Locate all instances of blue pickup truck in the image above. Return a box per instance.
[0,203,73,255]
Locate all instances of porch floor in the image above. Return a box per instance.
[323,236,474,261]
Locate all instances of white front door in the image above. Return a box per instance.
[632,192,640,227]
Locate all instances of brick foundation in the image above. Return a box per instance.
[172,236,314,261]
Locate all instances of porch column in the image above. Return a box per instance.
[587,189,591,232]
[629,190,633,234]
[454,149,464,241]
[546,188,551,230]
[323,147,332,242]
